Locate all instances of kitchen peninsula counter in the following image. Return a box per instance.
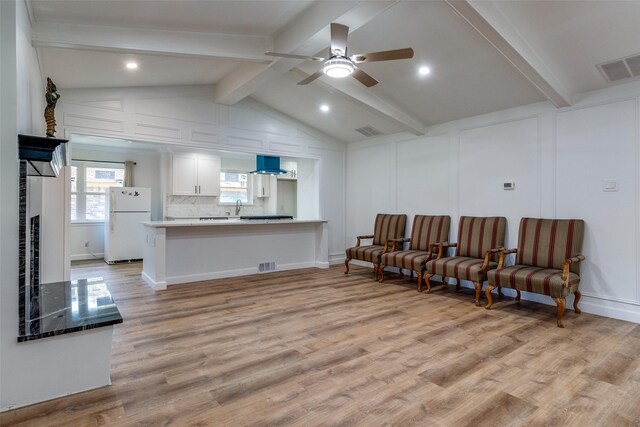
[141,219,328,290]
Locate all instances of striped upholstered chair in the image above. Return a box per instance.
[424,216,507,306]
[485,218,585,328]
[378,215,450,290]
[345,214,407,277]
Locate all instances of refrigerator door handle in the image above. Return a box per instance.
[110,213,114,233]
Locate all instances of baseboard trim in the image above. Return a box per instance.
[70,253,104,261]
[329,253,345,265]
[141,271,167,291]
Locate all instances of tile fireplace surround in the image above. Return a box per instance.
[17,158,122,342]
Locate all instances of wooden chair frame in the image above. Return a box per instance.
[424,244,503,306]
[485,249,586,327]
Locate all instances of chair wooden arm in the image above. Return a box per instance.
[389,237,410,251]
[432,242,457,259]
[355,234,374,247]
[497,248,518,269]
[562,255,586,282]
[481,247,505,271]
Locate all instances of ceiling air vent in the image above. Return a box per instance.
[625,54,640,77]
[597,53,640,83]
[355,125,384,138]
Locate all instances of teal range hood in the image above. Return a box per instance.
[250,155,287,175]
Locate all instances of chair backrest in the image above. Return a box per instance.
[410,215,450,251]
[516,218,585,273]
[456,216,507,259]
[373,214,407,246]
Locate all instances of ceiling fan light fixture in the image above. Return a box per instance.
[323,57,354,78]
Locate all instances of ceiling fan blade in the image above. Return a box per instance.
[297,70,324,85]
[352,68,378,87]
[351,48,414,63]
[330,23,349,55]
[265,52,324,61]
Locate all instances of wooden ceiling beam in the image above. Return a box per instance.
[446,0,572,108]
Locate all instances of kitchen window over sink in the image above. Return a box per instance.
[219,171,252,204]
[71,161,124,222]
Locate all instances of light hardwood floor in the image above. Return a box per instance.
[2,261,639,426]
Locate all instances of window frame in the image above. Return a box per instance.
[218,170,254,206]
[71,161,125,224]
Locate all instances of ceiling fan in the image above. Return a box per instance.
[265,23,414,87]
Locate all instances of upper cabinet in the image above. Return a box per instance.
[171,153,221,196]
[254,174,271,198]
[278,159,298,180]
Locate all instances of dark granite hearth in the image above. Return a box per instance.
[18,278,123,342]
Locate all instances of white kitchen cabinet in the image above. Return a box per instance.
[196,156,221,196]
[277,159,298,180]
[171,153,220,196]
[254,174,271,198]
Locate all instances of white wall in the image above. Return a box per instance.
[70,223,104,261]
[57,86,347,264]
[347,81,640,324]
[1,2,116,411]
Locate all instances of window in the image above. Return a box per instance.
[219,171,252,204]
[71,161,124,222]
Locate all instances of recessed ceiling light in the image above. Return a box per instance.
[320,104,330,112]
[126,62,138,70]
[418,66,431,76]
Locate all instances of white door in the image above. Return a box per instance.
[197,156,221,196]
[108,211,150,261]
[172,154,198,195]
[111,187,151,212]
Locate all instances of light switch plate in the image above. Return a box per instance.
[603,179,619,192]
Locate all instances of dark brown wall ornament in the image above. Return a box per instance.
[44,77,60,138]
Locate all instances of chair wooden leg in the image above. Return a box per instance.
[485,284,496,309]
[423,273,432,293]
[373,264,379,278]
[554,298,567,328]
[378,265,386,282]
[515,290,521,304]
[573,291,582,314]
[498,287,504,301]
[473,282,482,306]
[554,297,566,328]
[344,258,350,274]
[410,270,414,279]
[416,272,423,291]
[455,279,461,291]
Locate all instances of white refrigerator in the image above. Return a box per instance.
[104,187,151,264]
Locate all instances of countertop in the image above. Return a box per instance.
[142,219,328,228]
[18,277,123,342]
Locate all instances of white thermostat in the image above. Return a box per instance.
[503,182,515,190]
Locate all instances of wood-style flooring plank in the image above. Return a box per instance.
[1,261,639,426]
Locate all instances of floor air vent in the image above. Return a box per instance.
[355,125,384,138]
[258,261,276,272]
[597,53,640,83]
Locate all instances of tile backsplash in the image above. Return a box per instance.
[165,195,269,218]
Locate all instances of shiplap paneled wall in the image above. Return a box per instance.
[347,81,640,323]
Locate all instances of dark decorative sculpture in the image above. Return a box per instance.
[44,77,60,138]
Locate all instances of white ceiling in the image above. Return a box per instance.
[29,0,640,143]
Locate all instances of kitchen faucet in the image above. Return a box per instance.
[235,199,243,215]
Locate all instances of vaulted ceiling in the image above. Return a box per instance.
[29,0,640,143]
